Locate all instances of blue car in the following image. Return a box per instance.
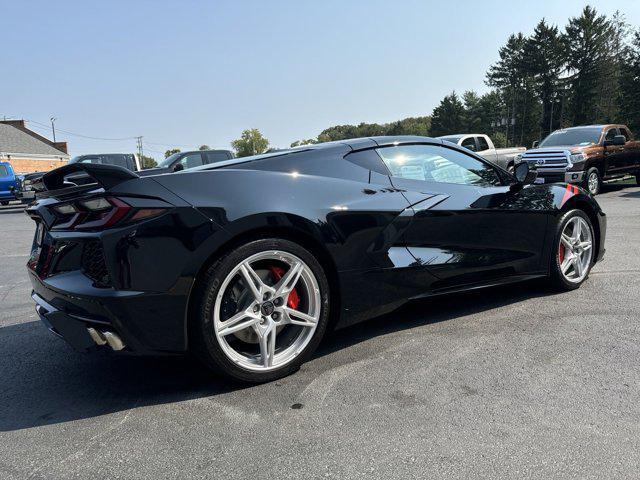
[0,161,18,205]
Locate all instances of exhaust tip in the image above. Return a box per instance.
[87,327,125,351]
[102,331,126,351]
[87,327,107,346]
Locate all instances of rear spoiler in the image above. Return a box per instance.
[42,163,139,191]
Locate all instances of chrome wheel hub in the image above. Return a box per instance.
[213,250,321,372]
[558,216,593,283]
[588,172,599,194]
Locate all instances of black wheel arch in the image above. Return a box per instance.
[184,222,342,350]
[560,197,601,264]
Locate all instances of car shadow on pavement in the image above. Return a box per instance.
[0,280,553,432]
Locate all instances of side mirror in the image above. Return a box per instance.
[532,140,539,149]
[510,162,537,191]
[464,144,477,152]
[173,163,184,172]
[613,135,626,146]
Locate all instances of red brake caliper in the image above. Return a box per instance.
[559,244,565,264]
[269,266,300,309]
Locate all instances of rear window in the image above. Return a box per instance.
[0,165,8,176]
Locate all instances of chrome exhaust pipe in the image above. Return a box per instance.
[87,327,107,346]
[102,331,125,351]
[87,327,125,351]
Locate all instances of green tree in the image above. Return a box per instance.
[429,92,465,136]
[231,129,269,157]
[164,148,181,158]
[385,116,431,136]
[290,139,317,147]
[199,144,211,151]
[564,6,613,124]
[620,29,640,134]
[486,33,530,146]
[523,19,566,138]
[140,154,157,169]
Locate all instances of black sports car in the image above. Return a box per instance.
[26,136,606,382]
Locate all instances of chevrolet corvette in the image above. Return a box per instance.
[26,136,606,382]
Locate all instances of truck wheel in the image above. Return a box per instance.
[0,201,8,206]
[584,168,601,195]
[635,172,640,185]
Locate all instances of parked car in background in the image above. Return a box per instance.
[439,134,525,171]
[0,161,18,205]
[138,150,235,177]
[515,124,640,195]
[17,154,142,202]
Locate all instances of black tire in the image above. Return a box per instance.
[0,201,8,206]
[549,209,595,291]
[635,172,640,186]
[191,238,330,383]
[584,167,601,195]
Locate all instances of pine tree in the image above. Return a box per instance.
[429,92,465,136]
[564,6,613,124]
[523,20,566,139]
[620,30,640,134]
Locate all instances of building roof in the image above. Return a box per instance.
[0,120,69,157]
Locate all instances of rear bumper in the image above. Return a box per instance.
[28,269,189,354]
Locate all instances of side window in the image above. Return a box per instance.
[205,152,230,164]
[79,156,102,164]
[178,153,204,169]
[477,136,490,151]
[604,128,618,142]
[619,128,631,142]
[461,137,477,152]
[376,144,502,187]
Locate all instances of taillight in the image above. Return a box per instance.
[50,196,167,230]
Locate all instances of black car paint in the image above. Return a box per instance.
[26,137,606,354]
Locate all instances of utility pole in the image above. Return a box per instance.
[136,136,144,163]
[50,117,57,142]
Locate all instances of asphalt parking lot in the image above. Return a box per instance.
[1,184,640,479]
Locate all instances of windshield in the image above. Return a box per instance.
[440,136,463,144]
[157,153,181,168]
[539,128,602,147]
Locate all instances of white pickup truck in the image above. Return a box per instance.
[438,134,525,172]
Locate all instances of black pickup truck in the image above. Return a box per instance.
[515,124,640,195]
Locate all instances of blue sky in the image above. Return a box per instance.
[2,0,639,157]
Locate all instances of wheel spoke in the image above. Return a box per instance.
[579,241,592,251]
[573,255,583,277]
[257,324,277,368]
[561,256,573,274]
[561,233,573,249]
[217,308,259,336]
[283,307,317,327]
[274,261,303,297]
[239,263,263,301]
[573,219,582,242]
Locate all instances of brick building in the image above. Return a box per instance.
[0,120,69,173]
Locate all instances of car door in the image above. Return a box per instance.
[618,127,639,173]
[603,127,625,175]
[375,143,549,289]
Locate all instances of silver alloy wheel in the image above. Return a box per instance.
[587,171,599,194]
[558,216,593,283]
[213,250,321,372]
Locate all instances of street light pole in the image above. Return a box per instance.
[50,117,57,142]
